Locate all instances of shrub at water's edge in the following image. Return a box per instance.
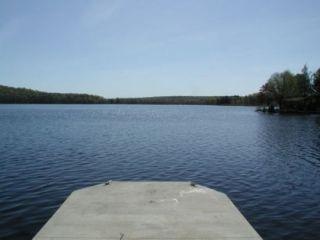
[0,85,108,104]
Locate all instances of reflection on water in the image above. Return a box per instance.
[0,105,319,240]
[315,116,320,126]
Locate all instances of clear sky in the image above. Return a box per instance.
[0,0,319,98]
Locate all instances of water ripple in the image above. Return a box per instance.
[0,105,320,240]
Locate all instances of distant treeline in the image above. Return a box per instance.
[1,65,319,112]
[107,95,260,106]
[0,84,261,106]
[0,85,107,104]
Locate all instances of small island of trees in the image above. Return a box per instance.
[258,65,320,113]
[106,65,320,113]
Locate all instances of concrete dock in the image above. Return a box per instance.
[33,181,262,240]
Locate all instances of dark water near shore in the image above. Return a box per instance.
[0,104,320,240]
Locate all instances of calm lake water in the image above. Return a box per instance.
[0,104,320,240]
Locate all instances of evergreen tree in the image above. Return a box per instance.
[295,65,311,96]
[313,68,320,94]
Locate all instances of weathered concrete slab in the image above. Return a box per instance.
[33,181,262,240]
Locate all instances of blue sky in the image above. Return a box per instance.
[0,0,319,98]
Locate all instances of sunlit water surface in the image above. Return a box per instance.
[0,105,320,240]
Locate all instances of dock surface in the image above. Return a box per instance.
[33,181,262,240]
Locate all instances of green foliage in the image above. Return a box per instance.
[3,64,318,110]
[259,65,320,113]
[260,71,299,107]
[106,95,260,106]
[0,85,261,106]
[296,65,311,96]
[0,85,107,104]
[313,68,320,94]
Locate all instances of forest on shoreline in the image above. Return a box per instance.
[258,65,320,113]
[0,85,260,106]
[0,85,107,104]
[1,65,319,113]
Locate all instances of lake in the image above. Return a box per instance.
[0,104,319,240]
